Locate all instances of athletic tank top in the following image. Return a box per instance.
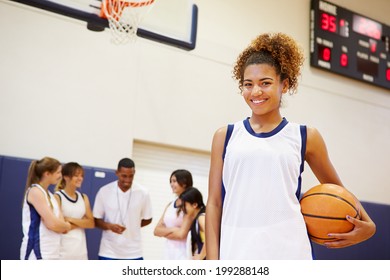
[190,209,205,255]
[163,199,190,260]
[20,184,61,260]
[220,118,312,260]
[56,190,88,259]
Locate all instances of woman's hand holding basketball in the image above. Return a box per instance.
[325,214,376,248]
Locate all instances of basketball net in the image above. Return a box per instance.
[101,0,156,44]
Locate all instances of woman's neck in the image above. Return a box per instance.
[38,181,49,190]
[63,185,77,198]
[194,208,201,216]
[249,112,283,133]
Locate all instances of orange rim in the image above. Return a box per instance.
[100,0,155,19]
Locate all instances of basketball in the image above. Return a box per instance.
[300,183,361,245]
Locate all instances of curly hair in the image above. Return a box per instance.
[233,33,304,95]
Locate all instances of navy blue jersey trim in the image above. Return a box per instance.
[221,124,234,206]
[296,125,307,199]
[59,189,79,203]
[222,124,234,160]
[25,202,42,259]
[243,117,288,138]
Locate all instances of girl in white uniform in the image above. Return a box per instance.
[55,162,94,259]
[206,33,376,260]
[180,187,206,260]
[154,169,194,260]
[20,157,71,260]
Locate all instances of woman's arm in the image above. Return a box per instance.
[154,202,195,240]
[154,203,175,237]
[164,212,195,240]
[205,127,226,259]
[305,127,376,248]
[29,188,71,233]
[65,194,95,229]
[54,193,76,230]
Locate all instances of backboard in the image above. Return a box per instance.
[10,0,197,50]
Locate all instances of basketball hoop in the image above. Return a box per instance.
[101,0,156,44]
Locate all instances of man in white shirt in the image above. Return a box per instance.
[93,158,152,259]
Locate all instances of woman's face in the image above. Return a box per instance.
[47,165,62,185]
[170,175,186,196]
[241,63,288,116]
[183,201,197,215]
[65,169,84,189]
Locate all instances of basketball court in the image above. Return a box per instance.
[0,0,389,269]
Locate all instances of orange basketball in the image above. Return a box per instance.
[300,184,361,245]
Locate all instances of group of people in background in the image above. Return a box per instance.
[20,156,204,260]
[20,32,376,261]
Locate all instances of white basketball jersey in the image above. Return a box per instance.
[56,190,88,259]
[220,118,312,260]
[163,200,190,260]
[20,184,61,260]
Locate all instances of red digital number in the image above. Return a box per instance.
[340,53,348,67]
[322,47,331,61]
[321,13,337,33]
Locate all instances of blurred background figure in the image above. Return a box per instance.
[55,162,94,259]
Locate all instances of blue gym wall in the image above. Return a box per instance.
[0,155,389,260]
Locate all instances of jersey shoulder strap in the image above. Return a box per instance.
[222,124,234,160]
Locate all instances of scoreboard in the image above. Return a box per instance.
[310,0,390,90]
